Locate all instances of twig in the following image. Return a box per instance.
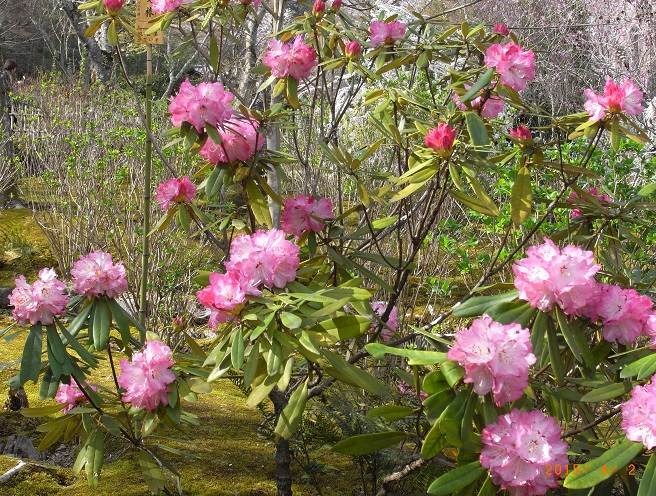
[0,460,27,483]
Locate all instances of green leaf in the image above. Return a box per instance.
[20,324,43,385]
[231,328,245,370]
[39,366,60,400]
[511,166,532,226]
[427,461,486,495]
[107,19,117,46]
[465,112,489,146]
[46,325,73,378]
[620,353,656,380]
[322,350,388,396]
[86,427,105,489]
[246,374,279,408]
[546,317,564,385]
[452,291,518,317]
[56,320,97,368]
[274,380,308,440]
[421,421,448,459]
[21,403,70,417]
[286,76,299,108]
[485,300,536,327]
[365,343,447,365]
[580,381,634,402]
[555,307,595,368]
[610,116,620,152]
[441,361,465,387]
[92,300,111,351]
[449,189,499,217]
[280,312,303,330]
[139,451,168,494]
[331,431,406,456]
[564,440,643,489]
[38,417,69,450]
[638,453,656,496]
[177,205,191,232]
[637,184,656,197]
[209,35,219,73]
[459,68,494,103]
[205,167,225,198]
[310,315,371,340]
[245,179,272,228]
[366,405,415,422]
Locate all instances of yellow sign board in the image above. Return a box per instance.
[135,0,163,45]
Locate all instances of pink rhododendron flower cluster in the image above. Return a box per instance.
[199,117,264,164]
[9,268,69,326]
[196,271,248,328]
[262,35,318,80]
[453,83,504,118]
[568,188,612,218]
[155,175,197,211]
[56,381,97,413]
[480,409,568,496]
[281,194,335,238]
[484,42,535,92]
[369,20,406,46]
[424,123,457,158]
[225,229,301,295]
[344,41,361,60]
[510,125,532,140]
[584,78,644,122]
[151,0,190,14]
[580,284,655,345]
[512,238,600,315]
[118,340,176,412]
[494,23,510,36]
[447,314,535,406]
[103,0,124,11]
[71,250,128,299]
[168,78,234,133]
[622,376,656,449]
[370,301,399,343]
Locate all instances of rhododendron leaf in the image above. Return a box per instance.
[280,312,302,329]
[452,290,518,317]
[310,315,371,339]
[540,161,601,179]
[39,366,59,400]
[107,20,117,46]
[485,300,535,327]
[637,453,656,496]
[365,405,415,422]
[64,303,94,338]
[22,402,70,418]
[322,350,388,396]
[421,421,448,459]
[92,300,111,351]
[37,418,67,451]
[83,19,104,38]
[415,50,429,69]
[465,112,489,147]
[177,205,191,232]
[422,370,447,394]
[20,324,43,385]
[510,165,532,226]
[449,190,499,217]
[366,343,447,365]
[46,326,73,378]
[423,388,455,425]
[555,307,595,368]
[139,451,168,494]
[85,427,104,489]
[460,68,495,104]
[441,361,465,388]
[56,319,98,367]
[620,354,656,380]
[274,380,308,440]
[377,55,413,75]
[245,179,272,228]
[530,311,548,366]
[564,440,643,489]
[208,352,232,382]
[246,374,279,408]
[231,328,245,370]
[427,461,486,495]
[546,318,565,385]
[580,381,635,402]
[209,35,219,73]
[331,431,406,456]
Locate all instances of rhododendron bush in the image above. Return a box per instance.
[4,1,656,496]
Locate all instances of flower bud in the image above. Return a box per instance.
[172,316,188,332]
[509,125,532,141]
[103,0,124,12]
[344,41,361,60]
[331,0,342,11]
[424,123,456,158]
[494,23,509,36]
[312,0,326,18]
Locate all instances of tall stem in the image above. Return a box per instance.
[138,44,153,338]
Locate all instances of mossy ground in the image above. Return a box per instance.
[0,315,358,495]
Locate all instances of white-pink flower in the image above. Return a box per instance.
[155,175,197,211]
[9,268,69,326]
[584,78,644,122]
[484,42,535,92]
[225,229,300,295]
[168,78,234,133]
[117,340,176,412]
[622,377,656,449]
[262,35,318,80]
[196,271,248,329]
[56,381,97,413]
[568,188,611,218]
[151,0,190,13]
[447,315,535,406]
[71,250,128,299]
[481,409,568,496]
[370,301,399,343]
[280,194,334,238]
[199,117,264,164]
[512,238,600,315]
[369,20,406,47]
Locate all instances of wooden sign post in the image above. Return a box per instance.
[135,0,163,45]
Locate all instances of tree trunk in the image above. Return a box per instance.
[59,0,113,85]
[269,388,293,496]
